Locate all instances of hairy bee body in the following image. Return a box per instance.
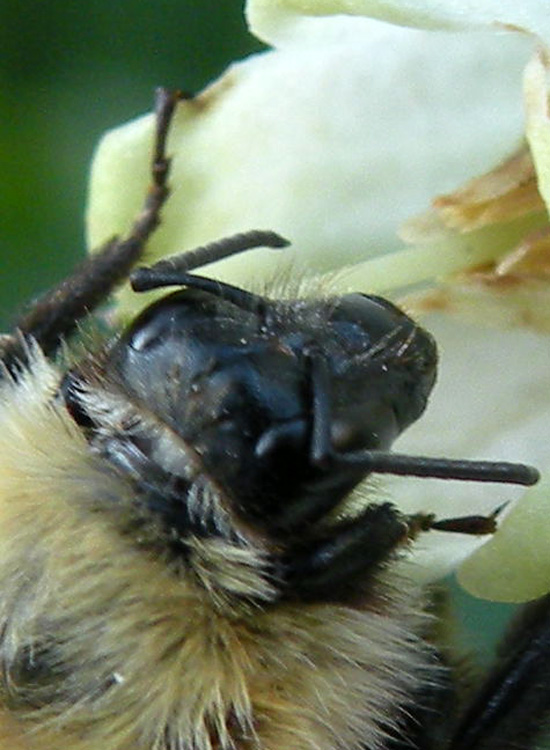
[0,348,428,750]
[0,89,545,750]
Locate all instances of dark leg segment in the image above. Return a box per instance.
[450,593,550,750]
[280,501,505,605]
[4,88,181,364]
[282,503,407,603]
[407,508,501,538]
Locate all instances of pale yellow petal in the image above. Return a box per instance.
[247,0,550,45]
[458,476,550,601]
[331,211,547,296]
[525,49,550,216]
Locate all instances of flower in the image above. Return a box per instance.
[87,6,531,296]
[86,0,550,602]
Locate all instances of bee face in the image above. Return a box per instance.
[65,287,437,538]
[0,89,543,750]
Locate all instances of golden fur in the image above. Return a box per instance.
[0,350,431,750]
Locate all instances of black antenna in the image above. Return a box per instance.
[130,229,289,312]
[8,88,182,362]
[133,271,269,314]
[131,229,288,291]
[346,450,540,487]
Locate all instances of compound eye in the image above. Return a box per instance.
[122,292,216,354]
[126,301,180,353]
[329,294,412,351]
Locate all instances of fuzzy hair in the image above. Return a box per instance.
[0,350,434,750]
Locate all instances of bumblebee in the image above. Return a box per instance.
[0,89,544,750]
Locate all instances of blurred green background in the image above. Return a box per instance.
[0,1,262,327]
[0,0,518,666]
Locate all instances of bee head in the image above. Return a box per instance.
[76,284,436,535]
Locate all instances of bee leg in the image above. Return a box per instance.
[449,593,550,750]
[3,88,181,366]
[407,505,504,539]
[280,501,504,604]
[281,503,408,603]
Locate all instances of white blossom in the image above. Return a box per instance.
[87,0,550,602]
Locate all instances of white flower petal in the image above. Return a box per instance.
[86,5,548,589]
[246,0,550,46]
[87,24,530,319]
[383,313,550,585]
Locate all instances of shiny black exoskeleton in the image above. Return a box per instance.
[102,288,436,534]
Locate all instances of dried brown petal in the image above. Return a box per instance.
[402,146,546,240]
[402,275,550,332]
